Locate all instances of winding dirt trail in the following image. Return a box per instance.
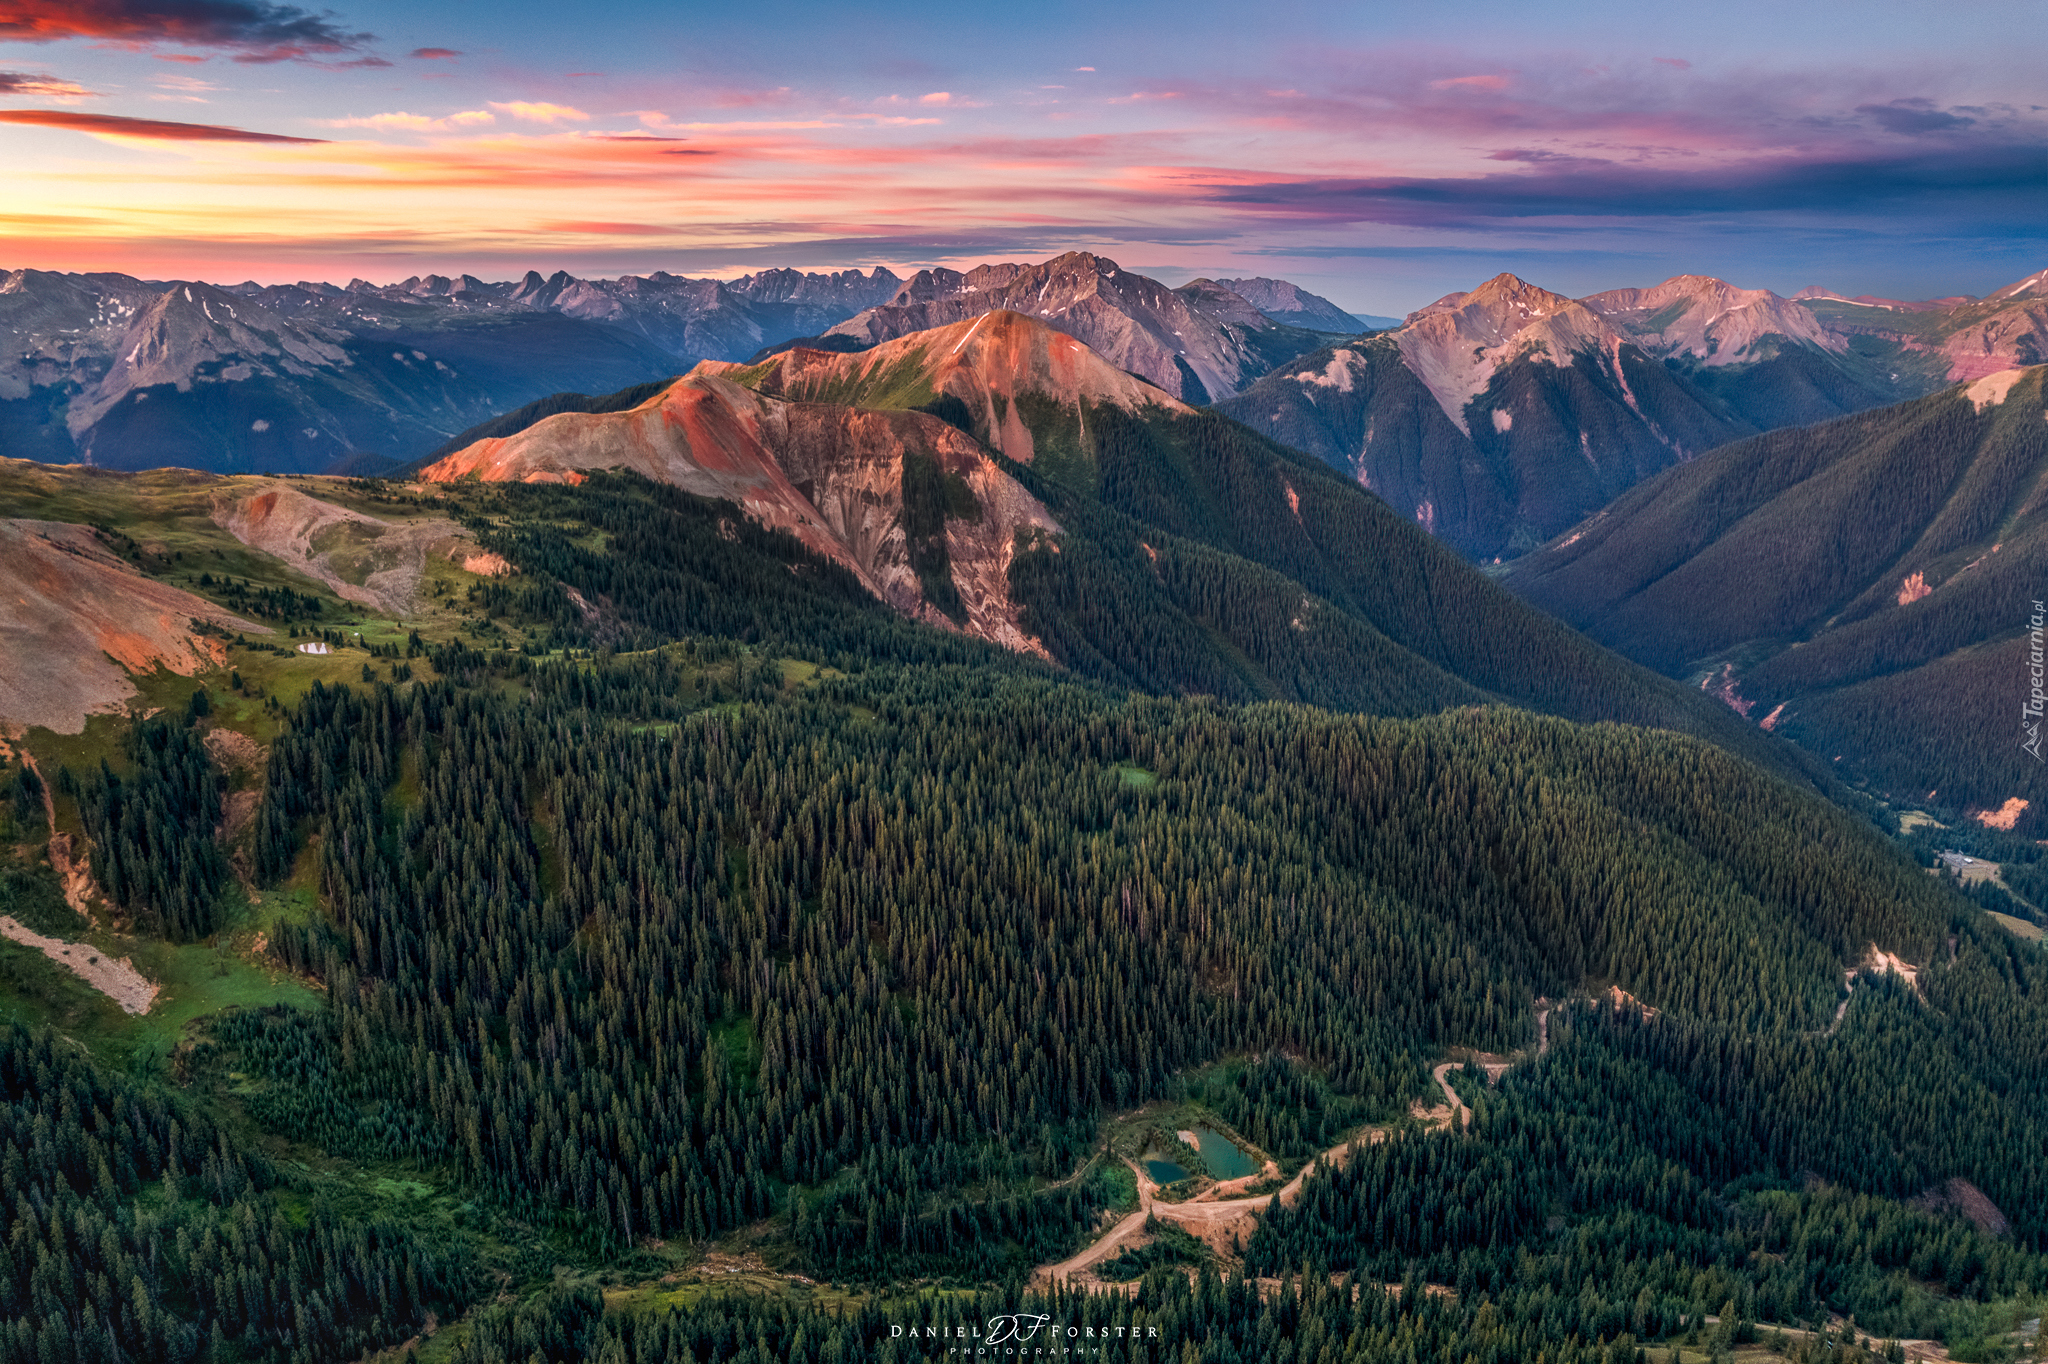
[1039,1005,1555,1287]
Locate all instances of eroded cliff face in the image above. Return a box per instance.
[419,372,1062,654]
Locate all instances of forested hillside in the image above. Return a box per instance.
[1507,365,2048,830]
[0,463,2042,1362]
[678,313,1814,776]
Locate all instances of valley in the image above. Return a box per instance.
[1506,363,2048,834]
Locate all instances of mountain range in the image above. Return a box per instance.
[413,307,1811,778]
[1215,267,2048,560]
[0,256,1364,474]
[3,278,2045,1364]
[6,252,2046,582]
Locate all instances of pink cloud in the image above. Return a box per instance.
[323,109,495,132]
[0,107,320,141]
[0,69,96,97]
[1429,74,1511,91]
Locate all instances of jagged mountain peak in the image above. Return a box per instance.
[707,308,1188,467]
[1986,267,2048,302]
[66,281,354,446]
[1393,274,1618,432]
[1581,273,1841,366]
[822,255,1325,403]
[1465,272,1579,310]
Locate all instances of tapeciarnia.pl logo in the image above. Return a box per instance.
[2025,599,2045,761]
[889,1313,1162,1353]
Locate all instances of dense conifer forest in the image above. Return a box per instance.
[1,468,2043,1361]
[1505,369,2048,829]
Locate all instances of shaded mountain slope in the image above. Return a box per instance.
[1507,365,2048,829]
[432,310,1816,773]
[1219,276,1754,559]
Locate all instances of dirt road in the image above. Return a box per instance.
[1038,1009,1556,1286]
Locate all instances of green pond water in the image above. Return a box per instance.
[1193,1127,1260,1179]
[1142,1158,1188,1183]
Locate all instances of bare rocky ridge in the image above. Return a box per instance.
[1210,277,1386,332]
[0,517,264,732]
[1793,267,2048,384]
[1582,275,1844,366]
[820,252,1326,403]
[1219,274,1752,558]
[704,309,1189,465]
[419,370,1062,652]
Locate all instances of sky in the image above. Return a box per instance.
[0,0,2043,315]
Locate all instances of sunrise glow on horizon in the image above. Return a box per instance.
[1,0,2042,314]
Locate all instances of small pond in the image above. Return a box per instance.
[1192,1127,1260,1180]
[1141,1157,1189,1183]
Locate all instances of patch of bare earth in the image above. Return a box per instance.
[0,916,157,1013]
[1911,1177,2011,1238]
[1702,662,1757,719]
[0,520,264,733]
[202,725,263,774]
[1975,797,2029,830]
[211,482,468,616]
[460,551,512,577]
